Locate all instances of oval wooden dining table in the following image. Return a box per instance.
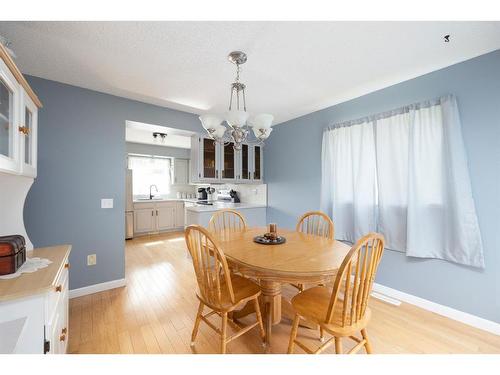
[213,226,352,349]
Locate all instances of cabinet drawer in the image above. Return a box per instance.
[133,202,155,210]
[155,201,176,208]
[46,264,69,324]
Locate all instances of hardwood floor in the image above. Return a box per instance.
[68,231,500,354]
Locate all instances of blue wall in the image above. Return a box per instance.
[24,76,201,290]
[265,50,500,322]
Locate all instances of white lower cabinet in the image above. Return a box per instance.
[45,263,69,354]
[157,205,176,231]
[133,201,185,235]
[134,208,155,234]
[0,245,70,354]
[175,202,184,227]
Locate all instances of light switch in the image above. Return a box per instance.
[101,198,114,209]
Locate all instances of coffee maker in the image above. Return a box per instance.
[197,187,207,200]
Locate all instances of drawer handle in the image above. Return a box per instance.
[55,285,62,292]
[60,334,66,342]
[18,126,30,135]
[64,263,70,269]
[61,327,67,334]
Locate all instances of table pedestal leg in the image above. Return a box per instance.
[259,280,282,348]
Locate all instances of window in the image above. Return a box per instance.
[128,154,172,197]
[321,95,484,268]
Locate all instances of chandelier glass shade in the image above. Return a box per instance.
[199,51,273,150]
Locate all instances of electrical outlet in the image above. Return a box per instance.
[87,254,97,266]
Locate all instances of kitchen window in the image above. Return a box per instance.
[128,154,172,197]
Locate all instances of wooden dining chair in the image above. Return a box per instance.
[296,211,334,239]
[287,232,385,354]
[184,225,265,354]
[293,211,335,288]
[208,209,247,233]
[294,211,335,341]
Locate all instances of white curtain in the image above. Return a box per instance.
[321,120,377,243]
[321,95,485,268]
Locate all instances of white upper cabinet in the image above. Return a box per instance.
[0,57,20,174]
[237,143,252,183]
[251,145,264,183]
[199,136,220,182]
[20,90,37,177]
[173,158,189,185]
[220,141,237,182]
[0,43,41,178]
[190,134,264,184]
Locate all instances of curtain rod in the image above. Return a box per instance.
[324,94,455,132]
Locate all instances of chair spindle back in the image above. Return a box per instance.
[208,209,247,234]
[184,225,235,309]
[326,233,385,327]
[296,211,334,239]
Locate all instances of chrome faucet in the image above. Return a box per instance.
[149,184,159,200]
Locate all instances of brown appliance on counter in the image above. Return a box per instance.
[0,235,27,275]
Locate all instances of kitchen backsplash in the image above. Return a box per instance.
[164,184,197,199]
[196,183,267,205]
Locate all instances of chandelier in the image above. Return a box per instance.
[199,51,273,151]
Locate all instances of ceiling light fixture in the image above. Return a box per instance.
[0,35,16,59]
[199,51,273,151]
[153,132,167,143]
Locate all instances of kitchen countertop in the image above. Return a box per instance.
[0,245,71,302]
[185,202,267,213]
[133,198,196,203]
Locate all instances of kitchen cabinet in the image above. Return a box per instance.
[0,42,41,177]
[175,201,185,227]
[134,207,156,234]
[193,136,220,182]
[251,145,264,183]
[156,204,175,231]
[133,201,185,235]
[0,56,20,174]
[238,143,251,182]
[19,90,37,177]
[185,206,266,228]
[173,158,189,185]
[220,141,237,181]
[190,134,264,184]
[0,245,70,354]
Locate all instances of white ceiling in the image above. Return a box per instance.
[1,21,499,124]
[126,121,193,148]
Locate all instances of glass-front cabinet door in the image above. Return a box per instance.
[239,143,251,182]
[199,137,220,182]
[20,90,37,177]
[0,59,20,174]
[220,142,236,182]
[252,145,263,183]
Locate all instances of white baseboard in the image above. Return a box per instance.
[371,291,402,306]
[69,278,126,299]
[372,283,500,336]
